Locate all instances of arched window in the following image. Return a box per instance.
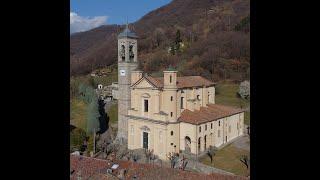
[129,45,134,61]
[120,45,125,61]
[171,131,173,136]
[171,96,173,101]
[185,136,191,152]
[171,112,173,117]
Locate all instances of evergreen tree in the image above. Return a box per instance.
[78,83,86,99]
[88,76,97,88]
[170,44,175,55]
[175,29,182,51]
[86,93,100,135]
[84,86,95,104]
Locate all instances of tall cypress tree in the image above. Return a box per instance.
[86,92,100,135]
[84,86,95,104]
[175,29,182,51]
[78,83,86,100]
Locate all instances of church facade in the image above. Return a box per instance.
[117,26,245,160]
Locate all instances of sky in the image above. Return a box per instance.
[70,0,172,34]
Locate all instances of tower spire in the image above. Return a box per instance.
[126,16,128,30]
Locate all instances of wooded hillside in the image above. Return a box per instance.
[70,0,250,81]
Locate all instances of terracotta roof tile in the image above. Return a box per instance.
[145,76,163,88]
[154,76,215,89]
[70,155,248,180]
[178,104,245,125]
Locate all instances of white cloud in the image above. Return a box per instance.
[70,12,108,34]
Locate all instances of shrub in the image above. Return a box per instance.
[70,128,87,152]
[238,80,250,99]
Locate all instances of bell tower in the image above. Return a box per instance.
[117,24,138,144]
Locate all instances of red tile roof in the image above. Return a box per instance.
[70,155,248,180]
[145,76,163,88]
[132,75,215,89]
[154,76,215,88]
[178,104,245,125]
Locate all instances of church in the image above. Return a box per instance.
[116,25,245,160]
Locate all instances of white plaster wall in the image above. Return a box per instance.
[179,122,197,154]
[127,119,168,160]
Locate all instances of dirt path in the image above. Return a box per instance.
[232,135,250,151]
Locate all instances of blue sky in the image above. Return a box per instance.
[70,0,171,33]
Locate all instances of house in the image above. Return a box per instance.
[70,155,248,180]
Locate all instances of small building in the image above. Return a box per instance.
[111,82,119,100]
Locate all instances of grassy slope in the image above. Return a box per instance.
[215,81,250,125]
[200,144,250,176]
[70,98,87,130]
[107,103,118,125]
[70,69,118,130]
[215,82,249,108]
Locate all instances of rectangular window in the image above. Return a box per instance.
[219,121,220,126]
[170,112,173,117]
[181,97,184,109]
[199,126,201,133]
[218,130,220,137]
[144,99,148,112]
[211,123,213,129]
[170,75,172,83]
[205,125,207,131]
[171,96,173,101]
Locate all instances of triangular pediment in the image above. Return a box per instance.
[131,77,157,89]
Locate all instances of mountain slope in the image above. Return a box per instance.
[70,0,250,81]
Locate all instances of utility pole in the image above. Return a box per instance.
[212,54,215,81]
[93,128,96,154]
[228,16,231,31]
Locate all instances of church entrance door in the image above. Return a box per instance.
[185,136,191,153]
[143,132,148,149]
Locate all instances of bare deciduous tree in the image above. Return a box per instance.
[240,155,250,169]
